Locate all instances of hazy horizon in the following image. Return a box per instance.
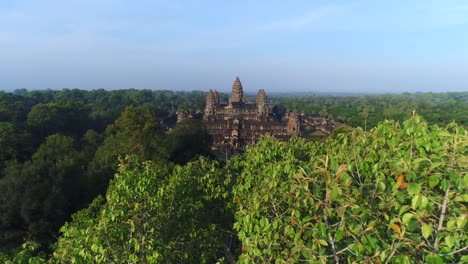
[1,0,468,93]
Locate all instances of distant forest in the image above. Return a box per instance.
[270,92,467,129]
[0,88,466,262]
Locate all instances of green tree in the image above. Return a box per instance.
[231,115,467,263]
[165,119,212,164]
[0,122,18,172]
[358,105,374,131]
[26,102,90,143]
[52,156,231,263]
[0,134,89,245]
[93,106,166,168]
[88,106,166,196]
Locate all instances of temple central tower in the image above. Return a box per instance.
[229,76,244,104]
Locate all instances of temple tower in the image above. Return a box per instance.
[256,89,269,116]
[287,112,300,135]
[204,90,216,118]
[213,90,220,105]
[229,76,244,104]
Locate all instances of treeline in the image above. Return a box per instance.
[0,89,211,253]
[2,115,466,263]
[271,92,467,129]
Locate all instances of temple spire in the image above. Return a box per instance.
[229,76,244,103]
[204,90,216,118]
[256,89,268,116]
[213,90,220,105]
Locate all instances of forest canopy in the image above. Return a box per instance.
[0,88,466,263]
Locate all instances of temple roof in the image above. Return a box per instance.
[213,90,220,104]
[206,89,214,100]
[205,90,216,108]
[256,89,267,102]
[230,76,244,103]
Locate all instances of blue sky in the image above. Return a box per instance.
[1,0,468,93]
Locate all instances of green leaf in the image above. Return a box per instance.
[421,195,428,209]
[272,220,278,230]
[402,213,413,224]
[317,222,326,238]
[286,226,295,238]
[421,223,433,239]
[293,232,301,243]
[334,230,345,242]
[407,183,421,195]
[411,195,419,209]
[444,235,454,248]
[429,162,443,171]
[456,216,467,229]
[395,255,411,264]
[412,158,427,168]
[318,239,328,246]
[330,187,342,201]
[441,179,449,191]
[378,181,386,191]
[399,205,410,215]
[446,219,455,231]
[437,131,452,137]
[428,175,439,188]
[412,194,429,210]
[411,194,428,209]
[301,250,310,259]
[455,194,468,202]
[295,210,301,219]
[253,248,261,256]
[425,253,444,264]
[301,216,313,224]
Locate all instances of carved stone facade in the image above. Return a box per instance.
[177,77,344,149]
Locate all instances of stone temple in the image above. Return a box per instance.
[177,77,343,149]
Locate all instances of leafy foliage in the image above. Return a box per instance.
[231,115,467,263]
[0,241,46,264]
[3,114,467,263]
[91,105,166,169]
[52,156,231,263]
[0,122,20,171]
[0,134,89,243]
[26,102,89,142]
[85,105,168,199]
[165,119,212,164]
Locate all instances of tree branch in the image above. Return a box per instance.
[385,242,401,264]
[323,181,339,263]
[433,184,450,252]
[437,245,468,256]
